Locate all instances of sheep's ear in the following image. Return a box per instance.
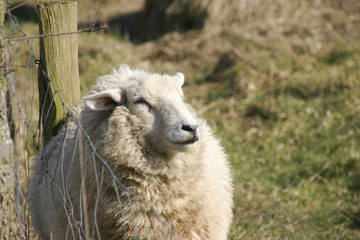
[85,89,124,110]
[172,72,185,87]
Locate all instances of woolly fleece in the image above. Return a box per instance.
[28,65,233,240]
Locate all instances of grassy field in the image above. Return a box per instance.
[3,0,360,239]
[218,42,360,239]
[186,37,360,239]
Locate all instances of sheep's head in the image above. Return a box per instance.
[84,67,199,154]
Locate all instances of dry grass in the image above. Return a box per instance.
[141,0,360,76]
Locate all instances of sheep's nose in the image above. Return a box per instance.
[181,124,198,133]
[181,124,199,142]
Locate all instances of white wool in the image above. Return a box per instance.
[28,65,233,240]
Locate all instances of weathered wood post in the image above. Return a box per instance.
[0,1,5,79]
[37,1,80,143]
[0,0,14,154]
[1,2,17,239]
[0,0,9,147]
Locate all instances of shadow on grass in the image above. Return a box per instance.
[343,159,360,230]
[274,82,351,100]
[78,10,202,43]
[348,209,360,230]
[8,2,202,43]
[244,104,278,121]
[7,4,38,22]
[346,174,360,193]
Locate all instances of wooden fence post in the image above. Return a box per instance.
[1,0,7,144]
[0,0,13,154]
[0,0,7,145]
[1,2,17,239]
[37,1,80,143]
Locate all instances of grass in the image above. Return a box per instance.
[193,40,360,239]
[3,0,360,239]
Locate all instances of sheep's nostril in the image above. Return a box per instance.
[181,124,198,133]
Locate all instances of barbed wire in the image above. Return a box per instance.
[1,2,176,239]
[2,24,108,44]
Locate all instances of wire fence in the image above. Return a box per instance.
[1,3,176,240]
[1,4,39,238]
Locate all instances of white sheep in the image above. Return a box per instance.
[28,65,233,240]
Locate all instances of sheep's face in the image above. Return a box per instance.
[85,72,199,154]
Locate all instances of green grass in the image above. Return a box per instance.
[192,41,360,239]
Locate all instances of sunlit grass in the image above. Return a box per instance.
[189,40,360,239]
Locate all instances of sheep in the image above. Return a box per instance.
[28,65,233,240]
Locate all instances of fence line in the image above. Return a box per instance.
[1,2,176,239]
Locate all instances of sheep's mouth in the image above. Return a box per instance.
[171,140,195,145]
[168,135,199,145]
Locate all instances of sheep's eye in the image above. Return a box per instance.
[134,98,152,110]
